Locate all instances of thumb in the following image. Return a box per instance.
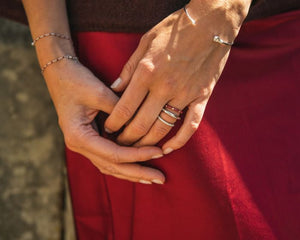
[89,82,119,114]
[110,34,150,92]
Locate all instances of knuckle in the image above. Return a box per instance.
[197,86,212,100]
[138,59,155,75]
[63,128,78,150]
[110,146,122,164]
[132,164,145,179]
[139,32,154,45]
[114,104,133,120]
[95,85,108,102]
[140,33,149,44]
[130,121,148,136]
[101,164,120,175]
[135,147,144,162]
[174,138,187,149]
[112,151,120,164]
[123,60,135,75]
[64,126,92,151]
[190,121,200,132]
[98,168,108,175]
[153,124,170,138]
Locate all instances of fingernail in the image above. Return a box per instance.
[139,180,152,185]
[163,148,173,155]
[104,127,113,134]
[152,179,164,185]
[110,77,122,89]
[152,154,163,159]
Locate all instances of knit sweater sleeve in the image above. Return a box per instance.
[0,0,299,32]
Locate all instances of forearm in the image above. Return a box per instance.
[22,0,75,67]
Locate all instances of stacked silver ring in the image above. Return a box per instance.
[157,105,182,127]
[161,108,181,120]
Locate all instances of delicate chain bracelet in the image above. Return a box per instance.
[41,55,79,74]
[31,32,71,46]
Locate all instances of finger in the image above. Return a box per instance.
[84,151,165,184]
[117,163,165,184]
[110,34,150,92]
[76,124,163,162]
[110,173,152,184]
[104,69,149,133]
[162,100,205,154]
[134,101,185,147]
[88,81,119,114]
[82,152,143,183]
[116,92,167,145]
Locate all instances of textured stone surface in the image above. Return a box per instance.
[0,18,75,240]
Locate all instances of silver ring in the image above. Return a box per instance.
[157,116,175,127]
[213,35,234,46]
[162,108,181,120]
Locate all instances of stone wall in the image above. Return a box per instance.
[0,18,75,240]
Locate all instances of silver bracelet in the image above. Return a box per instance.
[183,5,234,46]
[31,32,71,46]
[183,4,196,25]
[213,35,234,46]
[41,55,79,74]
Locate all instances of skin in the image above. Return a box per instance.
[105,0,251,154]
[22,0,251,184]
[22,0,165,185]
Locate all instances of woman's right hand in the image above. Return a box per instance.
[43,60,165,184]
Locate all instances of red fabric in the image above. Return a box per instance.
[66,10,300,240]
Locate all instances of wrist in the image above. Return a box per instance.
[188,0,251,36]
[35,36,76,68]
[190,0,251,17]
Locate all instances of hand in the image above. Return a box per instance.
[43,60,165,184]
[104,0,251,153]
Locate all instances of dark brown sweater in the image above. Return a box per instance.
[0,0,299,32]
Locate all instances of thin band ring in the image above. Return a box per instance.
[213,35,234,46]
[157,116,175,127]
[162,108,181,120]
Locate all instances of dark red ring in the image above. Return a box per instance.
[165,104,183,114]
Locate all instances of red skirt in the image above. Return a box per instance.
[66,10,300,240]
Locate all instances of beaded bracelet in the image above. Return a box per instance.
[41,55,79,74]
[31,32,71,46]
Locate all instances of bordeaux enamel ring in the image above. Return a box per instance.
[164,104,183,115]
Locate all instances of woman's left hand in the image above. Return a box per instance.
[104,0,251,154]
